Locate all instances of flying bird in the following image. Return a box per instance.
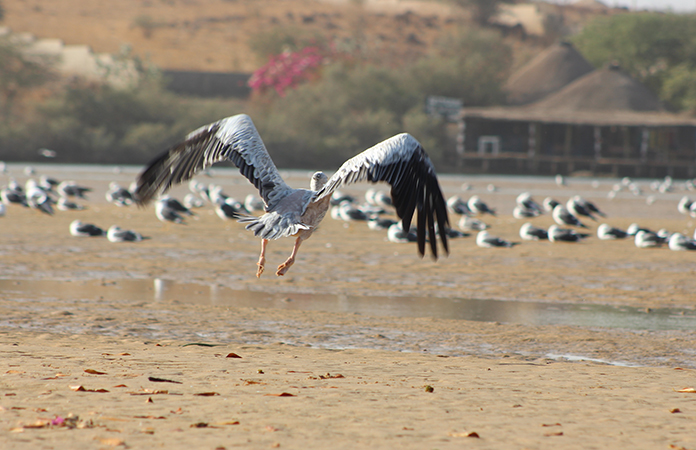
[134,114,449,277]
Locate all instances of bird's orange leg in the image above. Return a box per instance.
[276,236,303,276]
[256,238,268,278]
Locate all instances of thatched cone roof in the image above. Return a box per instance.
[462,63,695,126]
[531,63,664,113]
[504,41,594,106]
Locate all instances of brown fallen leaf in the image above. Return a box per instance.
[23,420,50,429]
[226,353,242,358]
[148,376,182,384]
[190,422,209,428]
[119,353,131,356]
[134,415,167,419]
[212,420,240,426]
[194,392,220,397]
[670,408,682,414]
[265,392,296,397]
[146,397,153,403]
[70,385,110,393]
[676,387,696,393]
[541,423,562,427]
[112,384,128,388]
[85,369,107,375]
[319,373,344,379]
[448,431,480,438]
[141,427,155,435]
[544,431,564,437]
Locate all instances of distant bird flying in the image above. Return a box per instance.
[134,114,449,277]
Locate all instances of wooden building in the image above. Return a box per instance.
[459,45,696,178]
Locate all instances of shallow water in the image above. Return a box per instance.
[2,278,695,332]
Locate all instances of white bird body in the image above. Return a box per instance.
[634,230,664,248]
[597,223,628,240]
[106,182,133,206]
[669,233,696,251]
[57,181,91,199]
[513,205,540,219]
[552,205,586,228]
[516,192,542,214]
[476,231,516,248]
[387,222,418,243]
[678,196,692,215]
[134,114,449,277]
[467,195,496,216]
[543,197,560,212]
[70,220,105,237]
[107,225,144,242]
[458,216,487,231]
[57,196,85,211]
[548,225,589,243]
[519,222,548,240]
[447,195,471,216]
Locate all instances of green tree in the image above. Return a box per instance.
[0,36,55,120]
[572,13,696,110]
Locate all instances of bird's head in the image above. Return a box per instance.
[310,171,328,191]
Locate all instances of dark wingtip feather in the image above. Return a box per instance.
[133,149,173,206]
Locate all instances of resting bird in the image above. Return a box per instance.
[134,114,449,277]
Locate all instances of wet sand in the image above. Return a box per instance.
[1,165,696,448]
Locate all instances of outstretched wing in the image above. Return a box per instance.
[134,114,292,210]
[316,133,449,259]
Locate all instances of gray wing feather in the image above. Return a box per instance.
[134,114,292,211]
[316,133,449,259]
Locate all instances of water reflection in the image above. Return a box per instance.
[1,278,695,332]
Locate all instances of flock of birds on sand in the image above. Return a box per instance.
[3,160,696,253]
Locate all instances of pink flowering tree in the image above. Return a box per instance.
[248,46,329,97]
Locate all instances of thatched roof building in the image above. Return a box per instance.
[504,41,594,106]
[459,60,696,178]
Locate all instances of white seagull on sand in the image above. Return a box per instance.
[107,225,145,242]
[70,220,105,237]
[552,204,587,228]
[548,225,589,243]
[668,233,696,251]
[476,230,518,248]
[634,230,664,248]
[597,223,628,240]
[467,195,496,216]
[519,222,548,241]
[134,114,449,277]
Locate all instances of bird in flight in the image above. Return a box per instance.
[134,114,449,277]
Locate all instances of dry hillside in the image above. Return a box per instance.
[3,0,472,73]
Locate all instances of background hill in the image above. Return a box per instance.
[3,0,473,72]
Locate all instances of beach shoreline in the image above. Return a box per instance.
[1,165,696,448]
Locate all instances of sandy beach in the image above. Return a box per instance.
[1,163,696,449]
